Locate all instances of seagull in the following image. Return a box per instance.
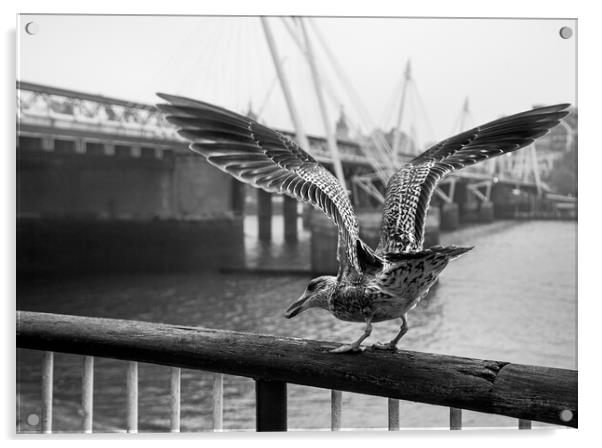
[157,94,569,353]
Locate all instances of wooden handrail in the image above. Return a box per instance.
[16,311,577,428]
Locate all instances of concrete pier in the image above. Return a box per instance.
[358,212,382,248]
[310,211,385,275]
[283,196,298,243]
[310,210,338,275]
[477,201,494,222]
[257,190,273,243]
[301,204,312,229]
[231,179,245,216]
[440,203,459,231]
[424,207,441,247]
[17,216,244,276]
[462,202,494,223]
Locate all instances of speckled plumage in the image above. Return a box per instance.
[157,93,570,352]
[378,161,436,253]
[329,245,471,323]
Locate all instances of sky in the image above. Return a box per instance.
[17,15,576,146]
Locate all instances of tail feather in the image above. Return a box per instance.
[437,245,474,260]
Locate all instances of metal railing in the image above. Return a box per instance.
[17,311,577,432]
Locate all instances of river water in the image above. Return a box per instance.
[16,217,577,432]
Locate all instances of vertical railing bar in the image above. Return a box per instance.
[331,390,342,431]
[41,351,54,434]
[255,379,287,431]
[388,398,400,431]
[212,373,224,432]
[450,407,462,430]
[169,367,181,433]
[126,361,138,433]
[81,356,94,434]
[518,419,532,429]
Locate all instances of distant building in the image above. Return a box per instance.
[246,101,258,121]
[335,106,350,140]
[366,127,417,161]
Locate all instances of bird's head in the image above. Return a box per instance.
[284,276,337,319]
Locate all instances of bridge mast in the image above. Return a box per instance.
[260,17,311,152]
[529,145,543,195]
[459,97,470,131]
[297,18,347,190]
[261,17,311,243]
[392,60,411,165]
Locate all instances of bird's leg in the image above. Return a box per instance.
[330,320,373,354]
[373,314,408,351]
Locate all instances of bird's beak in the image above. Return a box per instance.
[284,292,309,319]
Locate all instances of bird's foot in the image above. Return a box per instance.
[330,344,366,354]
[372,341,398,351]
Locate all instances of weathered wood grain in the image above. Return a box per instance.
[16,311,577,428]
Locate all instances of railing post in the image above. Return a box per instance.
[212,373,224,431]
[170,367,181,433]
[41,351,53,434]
[388,398,400,431]
[81,356,94,433]
[450,407,462,430]
[283,195,298,243]
[126,361,138,433]
[255,379,287,432]
[331,390,342,431]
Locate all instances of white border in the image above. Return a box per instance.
[3,1,599,448]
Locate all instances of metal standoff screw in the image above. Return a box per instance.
[26,413,40,426]
[559,26,573,39]
[25,22,39,35]
[559,409,573,422]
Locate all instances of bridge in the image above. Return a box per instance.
[17,81,372,166]
[17,80,576,275]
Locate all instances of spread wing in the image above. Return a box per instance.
[156,93,378,275]
[378,103,571,254]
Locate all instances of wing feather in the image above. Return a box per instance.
[156,93,377,274]
[378,103,571,254]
